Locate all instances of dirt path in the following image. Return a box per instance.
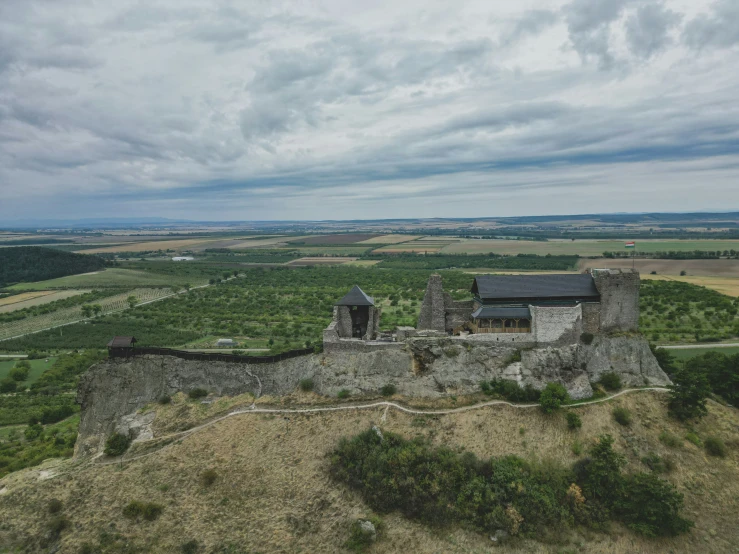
[661,343,739,349]
[90,387,671,469]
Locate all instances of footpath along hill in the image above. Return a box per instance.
[0,390,737,553]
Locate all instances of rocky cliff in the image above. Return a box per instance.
[77,335,669,456]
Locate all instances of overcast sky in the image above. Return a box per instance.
[1,0,738,222]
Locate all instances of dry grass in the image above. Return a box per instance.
[0,291,54,307]
[1,392,737,553]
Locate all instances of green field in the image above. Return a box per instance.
[8,268,205,290]
[0,357,56,384]
[664,346,739,362]
[443,239,739,257]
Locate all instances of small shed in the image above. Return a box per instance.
[107,336,137,357]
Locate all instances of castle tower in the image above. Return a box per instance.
[418,274,446,332]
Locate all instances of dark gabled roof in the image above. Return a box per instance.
[335,285,375,306]
[471,274,599,301]
[471,306,531,319]
[107,336,137,348]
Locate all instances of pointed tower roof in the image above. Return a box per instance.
[335,285,375,306]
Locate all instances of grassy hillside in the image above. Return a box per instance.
[0,247,105,287]
[0,391,736,553]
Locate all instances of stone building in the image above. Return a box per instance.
[323,285,381,346]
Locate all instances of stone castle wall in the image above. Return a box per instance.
[531,304,583,344]
[593,269,640,332]
[417,274,446,331]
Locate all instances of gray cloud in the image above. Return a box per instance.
[0,0,737,220]
[625,3,682,59]
[683,0,739,49]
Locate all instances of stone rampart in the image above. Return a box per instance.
[417,274,446,331]
[531,304,582,344]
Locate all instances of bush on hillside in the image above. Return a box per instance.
[181,540,200,554]
[299,378,314,392]
[380,384,397,397]
[566,412,582,430]
[704,436,727,457]
[48,499,63,514]
[658,431,682,448]
[580,332,594,345]
[539,383,568,414]
[188,388,208,400]
[481,379,540,402]
[104,432,131,457]
[612,407,632,426]
[158,394,172,404]
[0,378,17,393]
[598,372,622,391]
[616,473,692,537]
[200,469,218,486]
[123,501,163,521]
[338,389,351,399]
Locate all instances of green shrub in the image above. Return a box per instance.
[658,431,682,448]
[9,365,29,382]
[668,367,711,421]
[641,453,670,473]
[616,473,693,537]
[580,332,594,345]
[571,440,583,456]
[48,515,69,536]
[337,389,351,399]
[505,350,522,364]
[443,347,459,358]
[539,383,568,414]
[123,501,163,521]
[566,412,582,430]
[0,378,17,393]
[48,498,63,514]
[181,540,199,554]
[704,436,727,457]
[346,517,383,552]
[598,372,621,391]
[104,432,131,457]
[612,407,632,426]
[576,434,626,507]
[685,432,702,447]
[482,379,540,402]
[158,394,172,405]
[188,388,208,399]
[380,384,397,397]
[201,468,218,486]
[299,378,314,392]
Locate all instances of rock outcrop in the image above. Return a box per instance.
[76,335,669,456]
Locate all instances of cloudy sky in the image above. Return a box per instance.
[1,0,738,222]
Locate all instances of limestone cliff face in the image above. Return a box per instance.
[76,336,669,457]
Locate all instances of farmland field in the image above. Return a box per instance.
[8,268,206,290]
[0,290,88,313]
[357,234,424,244]
[581,258,739,277]
[287,234,380,245]
[77,238,227,254]
[641,274,739,297]
[226,236,310,249]
[664,345,739,362]
[287,257,359,266]
[0,288,173,340]
[0,357,57,384]
[291,246,373,256]
[372,239,456,253]
[444,238,739,256]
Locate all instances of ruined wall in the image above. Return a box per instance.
[418,274,446,331]
[363,306,380,340]
[443,293,474,332]
[531,305,582,344]
[334,305,353,338]
[593,269,640,332]
[581,302,601,334]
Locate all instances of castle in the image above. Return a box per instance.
[323,268,640,350]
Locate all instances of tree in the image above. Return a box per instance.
[81,305,93,318]
[668,366,711,421]
[0,378,18,393]
[9,365,29,382]
[92,304,102,317]
[539,382,569,414]
[126,295,137,309]
[184,283,191,292]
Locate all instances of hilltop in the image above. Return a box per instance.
[0,390,737,553]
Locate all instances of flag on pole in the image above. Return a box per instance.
[625,241,635,249]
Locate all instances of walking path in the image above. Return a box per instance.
[91,387,671,468]
[661,343,739,350]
